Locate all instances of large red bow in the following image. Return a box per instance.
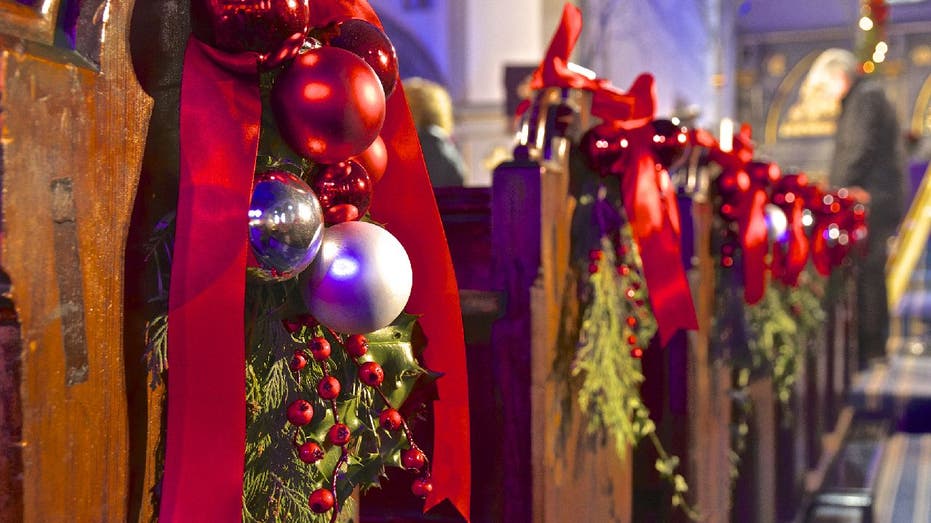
[164,1,471,521]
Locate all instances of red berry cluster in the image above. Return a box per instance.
[281,316,432,519]
[588,235,649,359]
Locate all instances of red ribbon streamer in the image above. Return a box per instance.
[610,75,697,346]
[312,3,472,520]
[162,38,260,521]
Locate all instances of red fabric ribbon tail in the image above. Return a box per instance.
[162,37,260,521]
[623,148,697,347]
[783,199,809,286]
[529,3,600,90]
[739,189,769,304]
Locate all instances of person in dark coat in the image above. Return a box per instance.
[823,49,906,367]
[403,77,467,187]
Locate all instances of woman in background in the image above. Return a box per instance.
[403,77,467,187]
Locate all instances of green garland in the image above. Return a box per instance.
[574,224,698,520]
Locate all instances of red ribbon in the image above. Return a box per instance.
[608,75,697,346]
[311,3,472,520]
[528,3,600,92]
[163,38,260,521]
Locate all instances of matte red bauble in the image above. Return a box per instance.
[579,123,627,176]
[190,0,309,65]
[650,119,690,170]
[352,136,388,183]
[310,160,373,225]
[272,47,386,163]
[329,19,399,96]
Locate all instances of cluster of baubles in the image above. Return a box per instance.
[197,0,411,335]
[579,118,691,175]
[190,0,426,513]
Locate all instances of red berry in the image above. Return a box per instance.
[588,262,599,274]
[282,318,303,334]
[379,408,403,431]
[626,316,637,327]
[630,347,644,359]
[317,376,341,400]
[358,361,384,387]
[588,249,603,262]
[401,448,426,471]
[625,288,636,299]
[286,399,314,426]
[328,423,351,446]
[627,335,637,345]
[289,352,308,372]
[307,336,331,361]
[411,477,433,498]
[308,488,335,513]
[618,265,631,276]
[345,334,368,357]
[298,441,324,464]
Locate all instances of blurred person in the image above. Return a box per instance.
[821,48,907,367]
[403,77,467,187]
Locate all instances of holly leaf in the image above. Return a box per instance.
[364,313,432,407]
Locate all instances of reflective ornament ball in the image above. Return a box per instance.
[329,18,399,97]
[579,123,627,176]
[301,221,412,334]
[352,135,388,183]
[271,47,386,163]
[190,0,310,66]
[310,160,373,225]
[650,119,690,171]
[248,171,325,281]
[764,203,788,243]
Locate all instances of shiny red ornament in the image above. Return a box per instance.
[328,19,400,96]
[286,399,314,426]
[289,352,307,372]
[328,423,351,446]
[379,408,403,431]
[298,441,324,464]
[650,119,690,170]
[190,0,309,66]
[352,135,388,184]
[345,334,368,358]
[310,160,374,225]
[411,477,434,498]
[579,123,628,176]
[308,336,331,361]
[308,488,335,513]
[317,375,341,400]
[272,47,386,163]
[401,448,427,471]
[358,361,385,387]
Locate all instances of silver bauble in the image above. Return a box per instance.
[301,221,413,334]
[248,171,325,281]
[764,203,788,243]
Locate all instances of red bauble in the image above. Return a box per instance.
[317,376,341,400]
[345,334,368,358]
[308,336,332,361]
[579,123,627,175]
[289,352,308,372]
[352,136,388,184]
[310,160,373,225]
[358,361,385,387]
[298,441,324,464]
[272,47,386,163]
[411,477,434,498]
[650,119,691,170]
[329,19,399,96]
[286,399,314,426]
[328,423,352,446]
[308,488,335,513]
[717,170,751,196]
[401,448,426,471]
[379,408,403,431]
[190,0,309,65]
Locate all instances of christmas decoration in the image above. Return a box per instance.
[301,221,413,335]
[248,170,325,281]
[271,47,386,163]
[154,1,471,521]
[650,118,690,171]
[856,0,889,74]
[763,203,788,243]
[579,123,627,176]
[353,135,388,183]
[328,18,400,96]
[309,160,374,225]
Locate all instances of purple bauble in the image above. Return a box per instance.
[248,171,324,281]
[190,0,310,66]
[301,221,412,334]
[329,19,399,96]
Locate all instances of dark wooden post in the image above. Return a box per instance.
[0,0,152,520]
